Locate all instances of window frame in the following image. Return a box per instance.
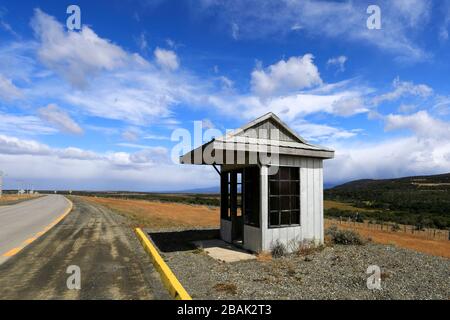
[268,166,301,228]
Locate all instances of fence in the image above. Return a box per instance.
[325,217,450,241]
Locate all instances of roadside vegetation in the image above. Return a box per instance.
[0,194,41,206]
[325,173,450,230]
[79,195,219,229]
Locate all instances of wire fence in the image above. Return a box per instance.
[325,217,450,241]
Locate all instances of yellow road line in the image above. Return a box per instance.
[135,228,192,300]
[1,197,73,258]
[3,247,22,257]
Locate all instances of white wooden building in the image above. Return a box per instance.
[180,113,334,253]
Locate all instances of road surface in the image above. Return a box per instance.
[0,194,70,264]
[0,197,169,299]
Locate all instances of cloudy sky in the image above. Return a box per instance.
[1,0,450,191]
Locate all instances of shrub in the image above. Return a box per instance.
[325,225,364,245]
[271,240,287,258]
[296,240,324,255]
[213,283,237,295]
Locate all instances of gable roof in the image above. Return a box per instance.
[221,112,307,144]
[180,112,335,164]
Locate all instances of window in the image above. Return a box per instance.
[243,166,260,227]
[268,167,300,227]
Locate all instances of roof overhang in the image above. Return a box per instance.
[179,112,335,165]
[180,138,334,165]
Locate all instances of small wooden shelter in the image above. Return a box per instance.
[180,113,334,252]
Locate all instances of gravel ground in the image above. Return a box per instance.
[149,229,450,300]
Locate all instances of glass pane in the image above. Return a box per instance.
[291,181,299,195]
[280,167,290,180]
[281,211,291,225]
[291,196,300,210]
[269,211,279,226]
[280,196,290,210]
[280,181,290,194]
[269,197,279,211]
[269,181,279,195]
[291,211,300,224]
[290,167,299,180]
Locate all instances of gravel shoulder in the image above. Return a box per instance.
[152,229,450,300]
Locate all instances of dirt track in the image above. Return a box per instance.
[0,197,170,300]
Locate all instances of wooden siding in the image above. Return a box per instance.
[243,225,262,252]
[220,219,232,243]
[236,118,299,142]
[260,157,324,252]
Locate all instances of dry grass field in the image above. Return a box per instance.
[324,200,374,212]
[0,194,40,205]
[80,196,220,229]
[325,220,450,258]
[81,196,449,258]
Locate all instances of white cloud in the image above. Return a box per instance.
[292,120,359,142]
[0,113,56,135]
[62,69,178,124]
[195,0,431,61]
[38,104,83,135]
[129,147,168,164]
[327,56,347,73]
[391,0,432,27]
[385,110,450,138]
[398,103,417,113]
[30,8,141,88]
[0,133,169,167]
[142,134,170,141]
[0,134,51,155]
[206,84,369,121]
[121,127,140,142]
[154,47,179,70]
[218,76,234,90]
[332,96,368,117]
[0,134,214,191]
[0,74,22,100]
[372,77,433,105]
[251,54,322,96]
[326,135,450,185]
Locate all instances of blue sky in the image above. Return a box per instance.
[1,0,450,191]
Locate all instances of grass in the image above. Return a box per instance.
[325,220,450,258]
[0,194,41,205]
[324,200,374,212]
[80,195,220,229]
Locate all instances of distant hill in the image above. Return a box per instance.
[330,173,450,192]
[169,186,220,194]
[325,173,450,229]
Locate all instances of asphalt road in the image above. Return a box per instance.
[0,194,70,264]
[0,197,170,299]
